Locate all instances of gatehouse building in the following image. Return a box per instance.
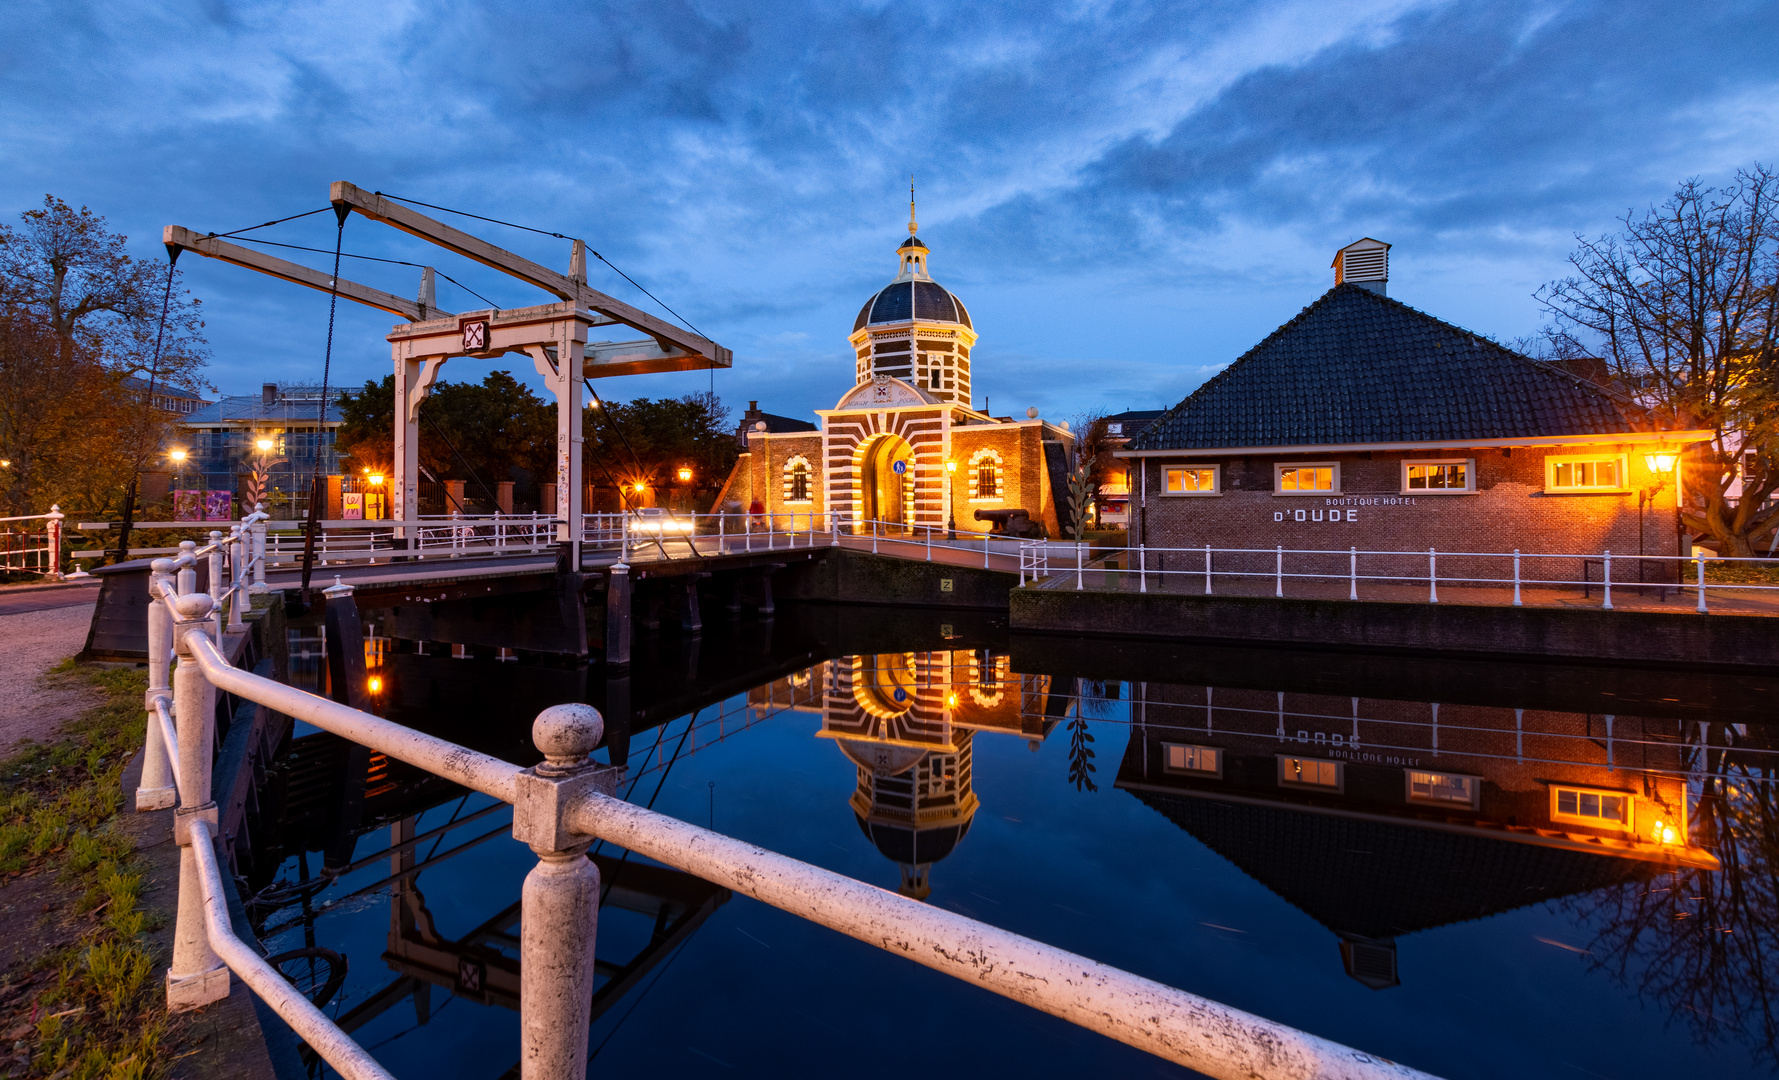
[718,202,1076,538]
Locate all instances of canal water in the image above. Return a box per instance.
[261,603,1769,1079]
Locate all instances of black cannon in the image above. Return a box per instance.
[974,508,1044,538]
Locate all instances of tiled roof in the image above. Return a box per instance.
[1129,285,1642,451]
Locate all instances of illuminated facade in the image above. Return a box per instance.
[718,202,1077,538]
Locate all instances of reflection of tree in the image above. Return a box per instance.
[1566,723,1779,1067]
[1066,714,1097,792]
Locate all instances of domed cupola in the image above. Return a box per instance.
[846,187,979,406]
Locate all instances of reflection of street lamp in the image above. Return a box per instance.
[1639,450,1678,589]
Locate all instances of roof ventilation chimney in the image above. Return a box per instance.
[1333,238,1390,296]
[262,383,278,406]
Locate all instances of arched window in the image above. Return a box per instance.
[783,455,813,503]
[968,448,1003,501]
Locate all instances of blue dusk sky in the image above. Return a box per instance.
[4,1,1776,425]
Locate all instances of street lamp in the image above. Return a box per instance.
[945,460,958,539]
[677,467,693,483]
[1639,450,1679,592]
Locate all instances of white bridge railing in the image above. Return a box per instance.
[135,545,1441,1080]
[1020,540,1779,614]
[0,506,65,579]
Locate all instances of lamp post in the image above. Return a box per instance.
[946,459,957,539]
[168,448,190,522]
[1639,450,1677,595]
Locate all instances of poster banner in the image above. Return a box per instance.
[341,492,364,520]
[173,490,204,522]
[205,490,233,522]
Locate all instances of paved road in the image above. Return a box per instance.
[0,583,102,617]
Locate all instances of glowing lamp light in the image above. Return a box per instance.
[677,467,693,482]
[1644,451,1678,473]
[946,460,957,473]
[1662,826,1677,844]
[256,438,275,452]
[368,473,385,486]
[946,693,958,707]
[633,481,647,493]
[169,449,188,462]
[367,675,384,694]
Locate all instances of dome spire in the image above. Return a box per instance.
[908,175,918,236]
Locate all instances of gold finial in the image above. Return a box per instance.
[908,176,918,235]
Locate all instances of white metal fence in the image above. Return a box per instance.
[134,540,1442,1080]
[1020,540,1779,614]
[0,506,64,578]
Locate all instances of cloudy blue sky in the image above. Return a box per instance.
[4,0,1776,424]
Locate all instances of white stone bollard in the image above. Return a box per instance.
[167,592,230,1011]
[137,560,179,811]
[512,704,612,1080]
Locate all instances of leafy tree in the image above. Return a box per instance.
[0,197,207,520]
[336,372,555,503]
[584,391,736,506]
[1063,413,1114,539]
[1537,166,1779,557]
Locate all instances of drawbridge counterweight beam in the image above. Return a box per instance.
[161,226,453,323]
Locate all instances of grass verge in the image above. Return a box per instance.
[0,660,185,1079]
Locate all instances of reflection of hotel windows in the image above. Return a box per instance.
[1163,743,1222,778]
[1278,754,1343,791]
[1275,463,1339,494]
[783,456,813,503]
[1551,785,1634,831]
[1403,459,1474,493]
[1545,454,1627,493]
[1405,769,1480,809]
[968,449,1003,501]
[1162,466,1219,496]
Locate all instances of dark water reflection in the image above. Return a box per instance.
[261,604,1775,1078]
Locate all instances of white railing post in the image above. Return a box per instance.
[1204,545,1212,595]
[830,511,840,547]
[44,504,63,580]
[1274,546,1283,597]
[926,523,932,562]
[984,534,990,569]
[1428,548,1438,604]
[872,520,879,555]
[1602,550,1613,610]
[167,593,230,1012]
[227,527,246,631]
[1697,551,1708,614]
[207,531,224,638]
[1512,549,1522,606]
[1076,540,1084,590]
[1348,546,1357,601]
[1138,544,1146,593]
[251,505,269,593]
[511,704,617,1080]
[718,512,726,554]
[137,560,179,811]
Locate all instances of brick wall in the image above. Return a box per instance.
[1133,445,1683,573]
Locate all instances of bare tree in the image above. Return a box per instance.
[1064,413,1115,540]
[1537,166,1779,557]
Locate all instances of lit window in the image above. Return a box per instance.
[1276,464,1337,494]
[1107,422,1123,435]
[1163,743,1222,777]
[782,456,813,503]
[1163,466,1218,495]
[1404,460,1473,493]
[1552,786,1634,830]
[1406,769,1480,809]
[1278,755,1342,791]
[969,449,1003,501]
[1546,455,1626,492]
